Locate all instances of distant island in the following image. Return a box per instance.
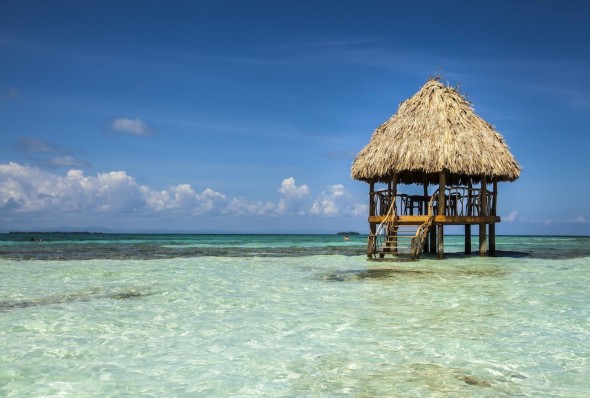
[336,231,360,236]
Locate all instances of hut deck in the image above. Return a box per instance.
[369,215,500,225]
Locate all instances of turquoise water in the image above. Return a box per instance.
[0,234,588,397]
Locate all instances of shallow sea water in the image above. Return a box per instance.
[0,234,588,397]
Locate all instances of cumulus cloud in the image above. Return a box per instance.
[311,184,367,216]
[227,197,275,216]
[0,164,366,227]
[111,118,154,136]
[277,177,310,215]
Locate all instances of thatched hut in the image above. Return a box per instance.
[351,77,521,259]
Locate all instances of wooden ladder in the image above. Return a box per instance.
[368,190,437,261]
[379,224,420,258]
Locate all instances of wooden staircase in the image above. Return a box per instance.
[377,225,420,258]
[368,191,437,261]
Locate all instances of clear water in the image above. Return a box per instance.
[1,234,588,397]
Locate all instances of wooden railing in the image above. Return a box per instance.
[410,191,437,259]
[370,186,496,218]
[368,194,397,258]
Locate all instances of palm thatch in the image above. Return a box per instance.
[351,78,521,185]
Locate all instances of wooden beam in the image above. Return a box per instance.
[492,179,498,216]
[480,175,488,217]
[392,174,398,214]
[369,215,501,224]
[369,181,375,218]
[490,178,497,256]
[479,175,488,256]
[438,171,446,216]
[438,171,446,259]
[422,177,429,215]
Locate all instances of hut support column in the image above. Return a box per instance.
[489,180,498,256]
[368,182,376,258]
[489,224,496,256]
[391,174,399,253]
[479,175,488,256]
[437,171,446,259]
[423,179,429,252]
[465,225,471,254]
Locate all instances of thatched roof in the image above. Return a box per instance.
[351,78,521,185]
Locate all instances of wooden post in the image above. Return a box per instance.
[465,224,471,254]
[479,175,488,256]
[369,181,375,219]
[492,180,498,217]
[437,171,446,259]
[422,177,429,216]
[489,223,496,256]
[391,174,399,253]
[368,181,376,258]
[423,179,429,252]
[467,181,473,215]
[388,179,392,214]
[392,174,398,214]
[489,179,497,256]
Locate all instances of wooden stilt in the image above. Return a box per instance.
[437,224,444,259]
[465,224,471,254]
[489,223,496,256]
[479,175,488,256]
[392,174,398,214]
[479,223,487,255]
[437,171,446,259]
[489,179,497,256]
[368,182,376,258]
[369,182,376,219]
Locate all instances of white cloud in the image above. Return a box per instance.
[311,184,367,217]
[111,118,154,136]
[277,177,310,215]
[227,197,275,216]
[503,210,518,222]
[47,156,91,169]
[0,164,367,228]
[570,216,587,224]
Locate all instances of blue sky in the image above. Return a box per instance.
[1,0,589,234]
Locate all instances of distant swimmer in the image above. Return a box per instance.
[344,235,350,241]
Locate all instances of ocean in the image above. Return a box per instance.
[0,233,588,397]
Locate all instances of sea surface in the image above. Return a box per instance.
[0,233,588,397]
